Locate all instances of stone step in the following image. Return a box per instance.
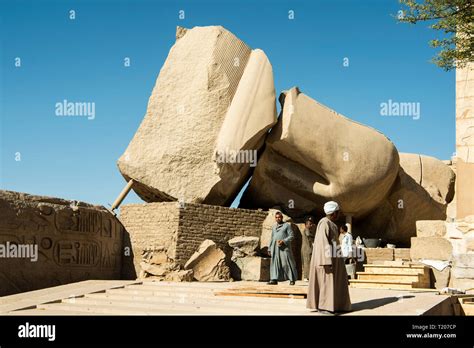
[0,280,139,314]
[36,302,218,315]
[62,297,262,314]
[349,279,423,290]
[8,308,90,315]
[356,272,423,283]
[363,264,428,276]
[86,291,305,306]
[39,298,303,315]
[125,283,307,295]
[64,296,305,314]
[139,280,306,290]
[115,286,223,297]
[124,284,223,293]
[140,281,233,288]
[105,287,307,304]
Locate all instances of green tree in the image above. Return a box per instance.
[398,0,473,71]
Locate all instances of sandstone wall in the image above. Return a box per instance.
[119,203,268,274]
[175,203,268,264]
[0,190,124,296]
[118,202,180,277]
[456,62,474,219]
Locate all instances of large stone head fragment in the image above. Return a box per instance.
[118,26,277,205]
[240,87,400,218]
[357,153,456,245]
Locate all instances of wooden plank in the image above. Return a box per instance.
[350,283,413,290]
[62,297,305,313]
[224,286,307,295]
[350,279,416,285]
[86,291,307,306]
[357,273,421,282]
[214,291,306,299]
[213,283,308,299]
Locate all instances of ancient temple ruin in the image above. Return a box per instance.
[0,25,472,302]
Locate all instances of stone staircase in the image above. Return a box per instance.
[1,279,450,315]
[349,263,431,290]
[6,281,310,315]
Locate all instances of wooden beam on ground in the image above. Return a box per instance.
[214,285,308,299]
[214,291,306,299]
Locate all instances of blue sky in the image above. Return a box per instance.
[0,0,455,208]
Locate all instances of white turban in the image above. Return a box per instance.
[324,201,340,215]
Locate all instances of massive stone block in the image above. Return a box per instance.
[410,237,453,261]
[416,220,447,238]
[118,25,277,206]
[0,190,124,296]
[400,153,455,205]
[231,256,270,281]
[240,87,400,218]
[228,236,259,257]
[184,240,231,281]
[357,153,455,245]
[364,248,394,264]
[394,248,411,261]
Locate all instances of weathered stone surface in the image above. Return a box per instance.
[416,220,447,238]
[450,277,474,290]
[140,266,194,282]
[0,190,124,296]
[240,87,399,218]
[184,240,231,281]
[410,237,453,261]
[429,267,451,289]
[231,256,270,281]
[401,154,456,205]
[455,64,474,219]
[453,253,474,268]
[119,203,180,278]
[228,236,259,256]
[118,25,277,206]
[455,64,473,220]
[456,159,474,219]
[452,266,474,279]
[358,153,455,245]
[139,258,193,282]
[456,62,474,164]
[165,269,194,282]
[452,62,474,288]
[457,215,474,234]
[394,248,411,261]
[467,237,474,251]
[364,248,394,264]
[149,251,168,265]
[140,262,170,276]
[119,202,266,274]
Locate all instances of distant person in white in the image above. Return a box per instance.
[339,224,353,259]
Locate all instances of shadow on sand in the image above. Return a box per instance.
[350,295,415,312]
